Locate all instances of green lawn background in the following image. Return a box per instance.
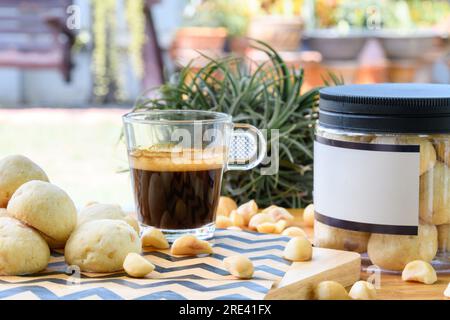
[0,108,134,210]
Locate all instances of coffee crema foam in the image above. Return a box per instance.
[129,147,226,172]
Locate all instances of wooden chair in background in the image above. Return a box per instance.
[0,0,76,82]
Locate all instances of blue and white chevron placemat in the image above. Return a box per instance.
[0,229,292,300]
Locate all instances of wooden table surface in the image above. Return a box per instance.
[290,209,450,300]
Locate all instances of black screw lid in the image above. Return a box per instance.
[319,83,450,133]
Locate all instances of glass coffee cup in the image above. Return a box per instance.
[123,110,266,241]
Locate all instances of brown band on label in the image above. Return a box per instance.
[315,211,419,236]
[315,135,420,153]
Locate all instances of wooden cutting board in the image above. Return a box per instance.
[265,247,361,300]
[285,209,450,300]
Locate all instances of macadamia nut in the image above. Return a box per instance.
[444,283,450,298]
[314,220,370,253]
[282,226,307,238]
[141,227,169,249]
[170,235,213,256]
[236,200,258,224]
[348,281,377,300]
[248,213,275,230]
[420,162,450,225]
[229,210,245,228]
[402,260,437,284]
[216,215,232,229]
[314,281,349,300]
[124,215,140,234]
[368,224,438,271]
[303,204,315,227]
[283,236,312,262]
[123,253,155,278]
[223,255,254,279]
[216,196,238,217]
[262,205,294,224]
[274,220,288,234]
[256,222,276,233]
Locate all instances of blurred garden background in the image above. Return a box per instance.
[0,0,449,209]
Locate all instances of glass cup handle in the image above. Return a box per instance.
[226,123,267,172]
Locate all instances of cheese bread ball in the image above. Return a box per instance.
[419,162,450,225]
[314,220,370,253]
[65,219,141,273]
[7,180,77,248]
[0,155,49,208]
[78,203,139,234]
[320,131,373,143]
[372,136,436,176]
[367,224,438,271]
[434,138,450,166]
[0,217,50,275]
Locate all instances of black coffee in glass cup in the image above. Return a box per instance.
[123,110,266,241]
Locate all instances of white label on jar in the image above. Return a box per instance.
[314,136,420,235]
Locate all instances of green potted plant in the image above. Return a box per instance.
[376,0,448,60]
[247,0,304,51]
[178,0,252,55]
[308,0,449,61]
[133,40,340,207]
[305,0,370,61]
[171,1,231,61]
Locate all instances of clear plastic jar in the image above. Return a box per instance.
[314,84,450,272]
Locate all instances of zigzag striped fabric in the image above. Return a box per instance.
[0,229,291,300]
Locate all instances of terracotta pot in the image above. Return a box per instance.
[173,27,228,51]
[355,65,388,84]
[245,49,323,92]
[321,60,359,84]
[247,15,303,51]
[227,36,249,55]
[170,27,228,66]
[387,60,418,82]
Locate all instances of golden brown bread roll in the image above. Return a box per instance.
[0,217,50,275]
[7,180,77,248]
[0,155,49,208]
[419,162,450,225]
[65,219,141,272]
[367,224,438,271]
[78,203,139,234]
[314,220,370,253]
